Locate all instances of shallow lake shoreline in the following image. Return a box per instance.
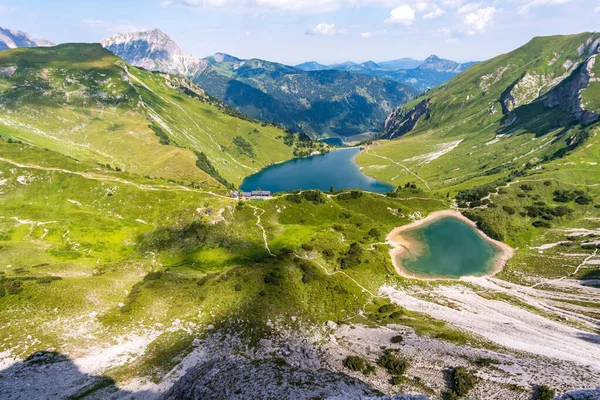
[386,210,514,280]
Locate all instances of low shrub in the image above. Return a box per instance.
[378,351,409,376]
[534,385,555,400]
[390,335,403,344]
[451,366,477,398]
[343,356,375,375]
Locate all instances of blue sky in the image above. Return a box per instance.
[1,0,599,64]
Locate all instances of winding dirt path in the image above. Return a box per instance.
[0,157,233,200]
[247,204,273,256]
[365,149,432,191]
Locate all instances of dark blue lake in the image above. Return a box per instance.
[319,138,347,147]
[240,148,394,194]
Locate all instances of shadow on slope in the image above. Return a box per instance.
[0,351,152,400]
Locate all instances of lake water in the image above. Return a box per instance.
[240,148,394,193]
[319,138,346,147]
[400,217,500,278]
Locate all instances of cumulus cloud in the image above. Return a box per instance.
[162,0,391,14]
[385,5,416,25]
[519,0,571,14]
[424,6,446,18]
[462,6,496,34]
[162,0,446,14]
[457,2,482,13]
[81,19,142,33]
[360,29,387,38]
[306,23,347,36]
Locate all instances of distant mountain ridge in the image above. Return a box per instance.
[103,29,418,138]
[295,55,477,91]
[418,54,476,73]
[0,26,54,51]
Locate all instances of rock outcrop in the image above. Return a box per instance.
[382,99,430,139]
[160,356,430,400]
[101,29,210,78]
[0,26,54,51]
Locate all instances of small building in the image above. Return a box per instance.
[252,191,271,198]
[242,192,253,199]
[230,190,239,198]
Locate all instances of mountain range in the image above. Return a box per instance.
[296,55,477,91]
[0,26,54,50]
[102,29,418,138]
[0,24,599,400]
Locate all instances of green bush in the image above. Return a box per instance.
[535,385,555,400]
[322,249,334,258]
[378,351,409,376]
[301,243,314,251]
[532,220,552,228]
[378,304,395,314]
[451,366,477,397]
[339,243,363,269]
[343,356,375,375]
[390,335,403,344]
[502,205,516,215]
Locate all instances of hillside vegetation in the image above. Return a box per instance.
[0,43,306,187]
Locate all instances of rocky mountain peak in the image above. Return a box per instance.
[0,26,54,51]
[101,29,210,77]
[418,54,473,73]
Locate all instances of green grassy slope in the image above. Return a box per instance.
[358,33,600,194]
[0,138,454,384]
[356,32,600,284]
[0,44,305,187]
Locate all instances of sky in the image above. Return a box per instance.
[1,0,599,65]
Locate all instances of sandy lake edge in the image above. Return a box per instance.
[386,210,515,280]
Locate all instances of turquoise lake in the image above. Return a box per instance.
[400,217,500,278]
[240,148,394,194]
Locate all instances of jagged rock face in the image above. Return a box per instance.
[101,29,210,77]
[539,55,600,125]
[418,55,475,73]
[160,356,430,400]
[383,99,430,139]
[0,27,54,51]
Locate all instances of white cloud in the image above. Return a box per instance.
[595,5,600,12]
[462,6,496,34]
[162,0,438,14]
[519,0,571,14]
[81,19,142,33]
[307,23,347,36]
[385,5,416,25]
[360,29,387,39]
[0,5,15,13]
[424,6,445,18]
[457,2,481,13]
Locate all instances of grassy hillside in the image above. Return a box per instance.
[0,44,309,187]
[0,137,451,386]
[356,32,600,282]
[358,33,600,194]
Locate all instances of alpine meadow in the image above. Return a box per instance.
[0,3,599,400]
